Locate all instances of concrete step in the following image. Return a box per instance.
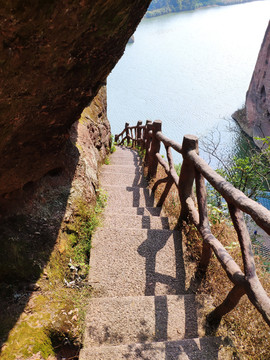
[109,156,141,166]
[101,164,142,174]
[104,186,155,208]
[102,214,170,230]
[89,228,186,297]
[83,294,205,348]
[113,147,138,155]
[79,336,229,360]
[110,148,140,158]
[104,206,163,217]
[100,171,147,188]
[109,148,141,164]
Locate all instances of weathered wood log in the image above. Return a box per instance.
[144,120,152,166]
[155,153,179,185]
[195,169,212,272]
[178,135,198,221]
[245,275,270,325]
[188,150,270,235]
[156,131,182,154]
[125,122,131,146]
[152,176,170,194]
[147,120,162,179]
[228,203,255,279]
[115,121,270,327]
[185,196,245,285]
[166,146,180,185]
[186,196,270,325]
[157,177,174,207]
[137,120,143,148]
[120,135,127,145]
[207,285,246,325]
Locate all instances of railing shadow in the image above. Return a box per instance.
[137,230,185,296]
[123,148,224,359]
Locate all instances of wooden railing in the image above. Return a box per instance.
[115,120,270,327]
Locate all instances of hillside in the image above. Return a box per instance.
[146,0,257,17]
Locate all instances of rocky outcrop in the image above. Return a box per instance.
[0,0,151,197]
[0,85,110,216]
[233,21,270,147]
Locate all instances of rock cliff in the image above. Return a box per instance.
[0,0,151,198]
[235,21,270,147]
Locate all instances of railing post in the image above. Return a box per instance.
[125,122,130,146]
[147,120,162,179]
[137,120,143,148]
[144,120,152,166]
[178,135,199,221]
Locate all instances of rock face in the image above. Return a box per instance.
[0,85,110,216]
[0,0,151,196]
[237,21,270,146]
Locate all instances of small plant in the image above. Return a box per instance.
[136,145,146,159]
[95,188,107,213]
[110,135,117,153]
[104,156,110,165]
[174,162,182,176]
[66,191,107,276]
[207,204,223,226]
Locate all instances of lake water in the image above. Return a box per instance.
[107,0,270,165]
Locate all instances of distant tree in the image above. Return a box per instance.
[201,123,270,204]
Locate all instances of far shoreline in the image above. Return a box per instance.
[145,0,263,19]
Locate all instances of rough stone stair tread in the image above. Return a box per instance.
[83,294,206,347]
[111,149,139,156]
[109,152,141,159]
[100,172,147,187]
[89,228,186,297]
[101,165,143,174]
[104,186,156,208]
[80,336,228,360]
[80,147,228,359]
[102,213,170,230]
[104,206,164,217]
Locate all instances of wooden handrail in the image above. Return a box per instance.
[115,120,270,327]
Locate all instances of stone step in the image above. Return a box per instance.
[111,150,139,157]
[89,228,186,297]
[101,164,142,174]
[111,148,140,158]
[100,171,147,188]
[113,146,138,155]
[109,148,141,164]
[104,186,155,208]
[102,214,170,230]
[79,337,228,360]
[104,206,163,217]
[109,156,141,166]
[83,294,206,348]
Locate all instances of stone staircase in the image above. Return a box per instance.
[79,147,231,359]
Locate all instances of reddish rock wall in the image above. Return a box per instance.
[238,21,270,147]
[0,0,151,196]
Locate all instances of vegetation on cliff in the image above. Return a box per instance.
[146,0,256,17]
